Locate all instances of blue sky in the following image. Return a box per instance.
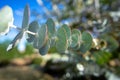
[0,0,52,27]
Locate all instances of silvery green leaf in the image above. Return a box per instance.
[72,29,81,39]
[71,34,79,48]
[56,27,68,53]
[74,43,81,50]
[33,37,39,49]
[6,44,13,52]
[46,18,55,37]
[33,24,48,49]
[61,24,71,39]
[49,38,56,47]
[27,21,39,43]
[0,5,13,35]
[70,29,81,49]
[79,31,93,53]
[39,41,50,55]
[7,31,23,51]
[22,4,30,30]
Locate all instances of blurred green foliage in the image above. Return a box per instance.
[93,51,112,65]
[0,40,34,62]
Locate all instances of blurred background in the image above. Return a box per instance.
[0,0,120,80]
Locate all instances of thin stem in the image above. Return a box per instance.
[10,24,21,30]
[10,24,36,36]
[25,30,36,36]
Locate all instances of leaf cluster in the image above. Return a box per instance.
[1,5,93,56]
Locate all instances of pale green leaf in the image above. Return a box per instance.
[0,5,13,35]
[56,27,68,53]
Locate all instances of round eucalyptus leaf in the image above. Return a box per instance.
[34,24,48,49]
[0,5,13,35]
[72,29,82,42]
[70,29,81,49]
[61,24,71,39]
[7,31,23,51]
[71,34,79,48]
[79,31,93,53]
[22,4,30,30]
[39,41,50,55]
[72,42,81,50]
[72,29,81,36]
[56,27,68,53]
[33,37,39,49]
[27,21,39,43]
[46,18,55,38]
[49,38,56,47]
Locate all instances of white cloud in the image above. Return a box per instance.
[15,9,23,16]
